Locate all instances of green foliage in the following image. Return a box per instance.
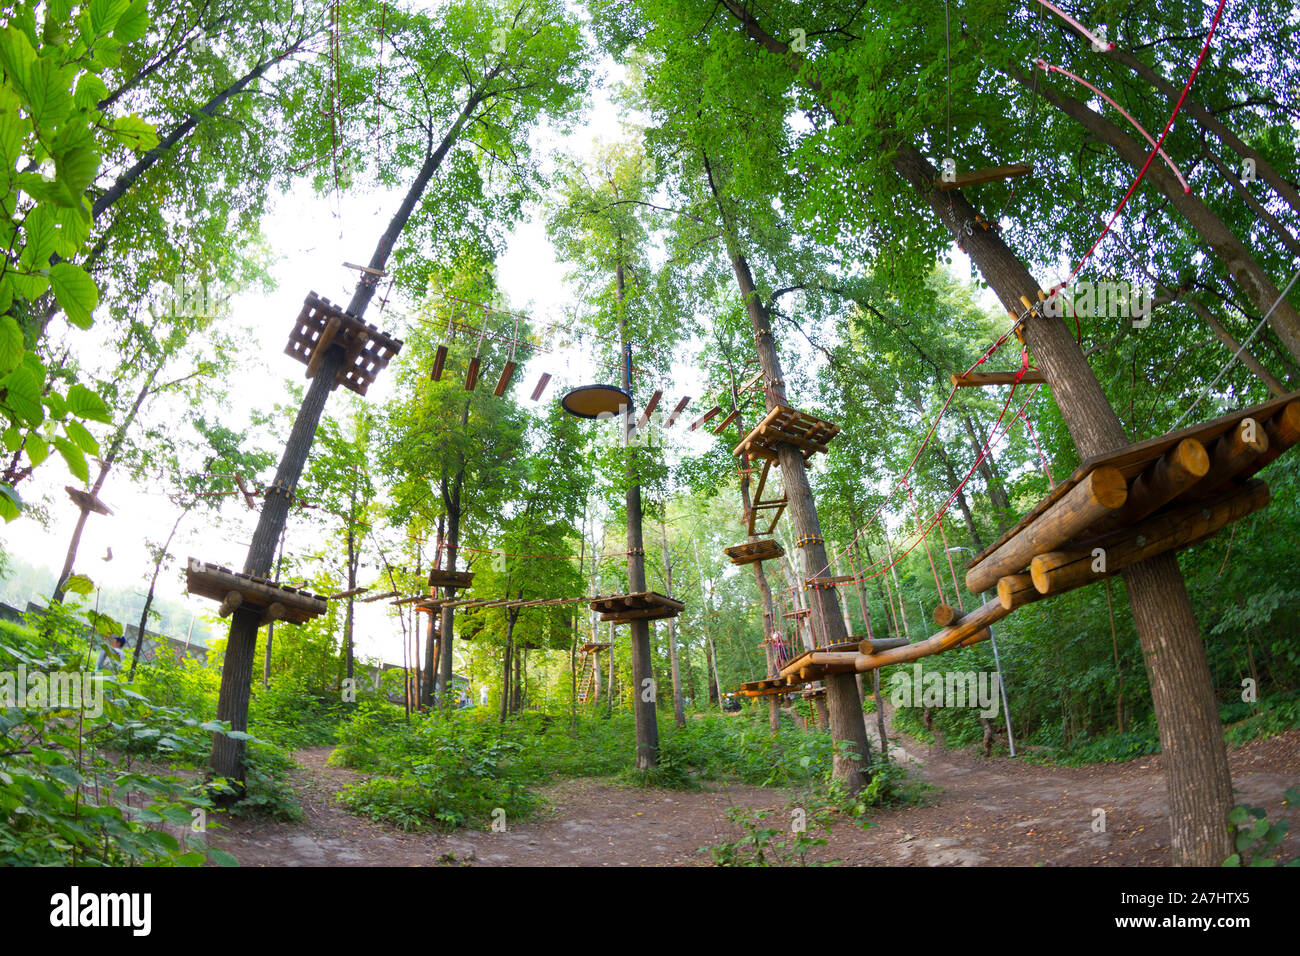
[1224,788,1300,867]
[700,804,835,867]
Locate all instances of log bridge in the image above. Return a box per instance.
[737,393,1300,697]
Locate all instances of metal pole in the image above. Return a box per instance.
[985,620,1016,758]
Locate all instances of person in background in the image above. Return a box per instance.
[96,634,127,671]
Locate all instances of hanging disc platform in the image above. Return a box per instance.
[285,292,402,396]
[732,405,840,463]
[185,558,327,626]
[724,538,785,565]
[589,591,685,624]
[428,568,474,589]
[964,393,1300,600]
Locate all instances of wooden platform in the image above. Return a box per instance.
[724,539,785,565]
[588,592,685,624]
[185,558,327,626]
[428,568,474,589]
[580,641,612,654]
[65,486,112,515]
[284,292,402,396]
[733,405,839,463]
[965,393,1300,596]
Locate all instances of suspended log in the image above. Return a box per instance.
[494,360,517,397]
[1029,479,1270,596]
[950,370,1047,388]
[430,345,448,381]
[855,636,910,654]
[636,390,662,429]
[1183,417,1268,500]
[935,163,1034,191]
[690,405,721,431]
[530,373,551,401]
[965,465,1127,594]
[465,356,481,391]
[853,597,1011,673]
[1091,438,1208,535]
[932,604,957,626]
[996,573,1046,611]
[665,396,691,427]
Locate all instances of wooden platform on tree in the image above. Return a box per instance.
[964,393,1300,596]
[580,641,612,654]
[588,591,685,623]
[724,539,785,565]
[733,405,840,463]
[737,674,808,697]
[65,486,112,515]
[284,292,402,396]
[185,558,327,626]
[935,163,1033,192]
[428,568,474,589]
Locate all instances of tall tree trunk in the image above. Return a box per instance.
[705,155,871,790]
[129,506,187,680]
[617,260,659,769]
[659,516,686,727]
[208,73,497,787]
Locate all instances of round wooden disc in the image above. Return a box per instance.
[561,384,632,419]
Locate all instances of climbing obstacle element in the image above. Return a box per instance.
[724,538,785,565]
[963,393,1299,599]
[428,568,474,590]
[935,163,1034,192]
[65,486,112,516]
[732,405,840,462]
[185,558,327,626]
[951,369,1047,387]
[285,292,402,396]
[588,591,685,624]
[743,458,787,535]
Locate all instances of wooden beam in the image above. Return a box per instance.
[965,465,1127,594]
[665,396,691,427]
[996,573,1045,611]
[690,405,721,431]
[935,163,1033,191]
[430,344,448,381]
[932,604,957,626]
[854,597,1011,673]
[637,390,662,429]
[1030,479,1270,596]
[493,360,517,397]
[1183,417,1268,500]
[713,407,741,434]
[1240,400,1300,482]
[530,372,551,401]
[951,370,1047,388]
[1091,438,1208,534]
[855,636,909,654]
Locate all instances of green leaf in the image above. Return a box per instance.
[63,573,94,596]
[66,383,110,422]
[0,315,22,373]
[49,262,99,329]
[25,431,47,465]
[110,113,156,152]
[208,847,239,867]
[114,0,149,44]
[42,389,68,419]
[1,426,19,451]
[26,57,73,126]
[1,364,45,425]
[89,0,129,35]
[0,483,20,522]
[73,73,108,111]
[63,419,97,455]
[53,434,88,481]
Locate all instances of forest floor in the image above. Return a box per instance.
[209,725,1300,867]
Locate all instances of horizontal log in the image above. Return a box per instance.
[856,637,910,654]
[854,598,1011,673]
[1091,438,1208,535]
[958,627,992,649]
[966,465,1127,594]
[933,603,957,626]
[950,370,1047,388]
[1184,418,1268,500]
[218,590,243,618]
[996,573,1046,611]
[1030,479,1270,595]
[1236,400,1300,484]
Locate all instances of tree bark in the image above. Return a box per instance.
[659,516,686,727]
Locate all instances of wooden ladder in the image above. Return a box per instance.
[576,653,596,704]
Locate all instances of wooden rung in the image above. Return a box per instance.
[637,390,662,429]
[935,163,1033,192]
[690,405,721,431]
[530,373,551,401]
[951,370,1048,388]
[465,356,481,391]
[431,344,448,381]
[713,408,741,435]
[494,360,517,397]
[666,396,691,427]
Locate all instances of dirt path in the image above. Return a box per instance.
[209,729,1300,866]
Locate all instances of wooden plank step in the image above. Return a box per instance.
[935,163,1033,192]
[951,370,1047,388]
[723,539,785,565]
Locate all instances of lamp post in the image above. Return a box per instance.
[946,546,1016,758]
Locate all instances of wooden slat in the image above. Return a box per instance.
[690,406,721,431]
[935,163,1033,191]
[637,390,663,429]
[494,360,517,397]
[665,396,691,427]
[951,370,1047,388]
[530,373,551,401]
